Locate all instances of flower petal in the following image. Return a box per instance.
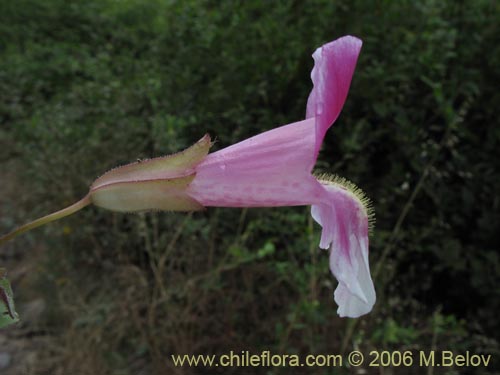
[306,36,362,156]
[311,182,375,318]
[187,118,324,207]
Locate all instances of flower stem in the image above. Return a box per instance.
[0,195,91,246]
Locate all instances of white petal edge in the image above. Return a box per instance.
[311,183,376,318]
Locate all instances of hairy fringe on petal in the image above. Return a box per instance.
[315,173,375,235]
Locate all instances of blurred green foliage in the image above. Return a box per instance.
[1,0,499,373]
[0,269,20,328]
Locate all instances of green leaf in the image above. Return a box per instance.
[257,242,275,258]
[0,268,20,328]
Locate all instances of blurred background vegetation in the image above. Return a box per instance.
[0,0,499,374]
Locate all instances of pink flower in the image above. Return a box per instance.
[1,36,375,317]
[186,36,375,317]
